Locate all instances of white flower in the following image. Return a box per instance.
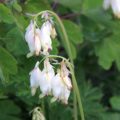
[40,13,57,55]
[103,0,120,18]
[29,61,41,96]
[39,58,55,97]
[52,61,72,104]
[25,20,41,56]
[40,21,53,55]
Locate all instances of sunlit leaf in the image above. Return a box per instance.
[0,46,17,75]
[110,96,120,111]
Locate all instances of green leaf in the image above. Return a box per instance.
[0,46,17,75]
[110,96,120,111]
[0,100,21,120]
[95,35,120,70]
[0,67,5,81]
[55,0,82,12]
[83,0,102,11]
[23,0,51,13]
[80,81,103,120]
[70,43,77,59]
[5,27,28,56]
[12,1,22,12]
[84,8,112,27]
[101,113,120,120]
[0,3,14,24]
[63,20,83,44]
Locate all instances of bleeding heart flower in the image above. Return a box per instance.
[52,61,72,104]
[25,20,41,57]
[39,58,55,98]
[29,61,41,96]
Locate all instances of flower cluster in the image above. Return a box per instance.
[25,12,57,57]
[29,58,72,104]
[25,12,72,104]
[103,0,120,18]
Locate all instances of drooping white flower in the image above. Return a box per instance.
[40,21,53,55]
[52,61,72,104]
[39,58,55,97]
[40,13,57,55]
[60,61,72,90]
[29,61,41,96]
[103,0,120,18]
[25,20,41,57]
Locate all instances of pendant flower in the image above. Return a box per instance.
[25,20,41,57]
[39,58,55,97]
[52,61,72,104]
[40,21,53,55]
[103,0,120,18]
[40,12,57,55]
[29,61,41,96]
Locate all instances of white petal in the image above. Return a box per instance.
[40,21,52,54]
[39,59,55,96]
[34,29,41,55]
[41,21,52,35]
[52,73,63,99]
[61,61,70,77]
[60,61,72,89]
[25,21,41,55]
[52,71,71,104]
[29,62,41,96]
[61,87,70,104]
[63,76,72,90]
[26,20,34,34]
[25,30,35,53]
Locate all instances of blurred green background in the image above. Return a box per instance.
[0,0,120,120]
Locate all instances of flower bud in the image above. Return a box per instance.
[51,26,57,39]
[32,107,45,120]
